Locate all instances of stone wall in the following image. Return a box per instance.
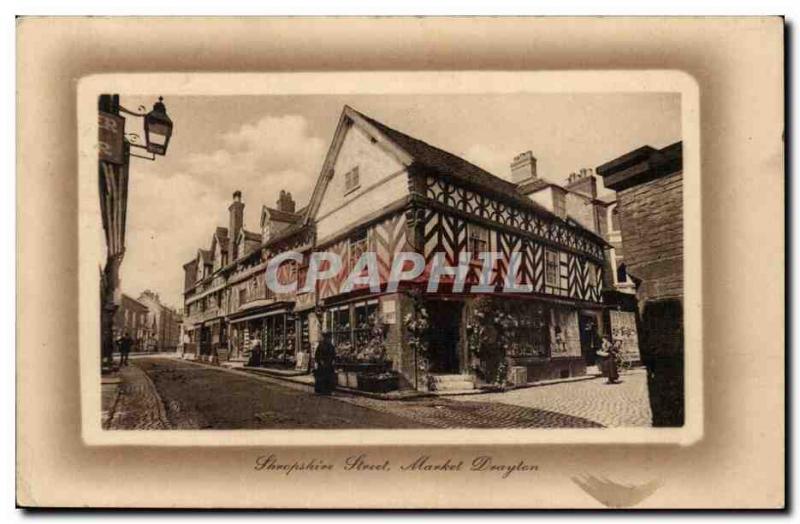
[615,170,683,303]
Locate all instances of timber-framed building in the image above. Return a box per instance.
[182,106,615,391]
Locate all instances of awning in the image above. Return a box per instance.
[229,308,288,324]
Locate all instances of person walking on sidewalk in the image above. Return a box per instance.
[314,331,337,395]
[598,335,620,384]
[247,340,263,367]
[117,331,133,367]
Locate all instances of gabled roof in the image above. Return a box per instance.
[516,178,551,194]
[304,105,557,224]
[211,226,229,254]
[240,229,261,242]
[357,109,543,206]
[261,206,303,226]
[215,226,229,242]
[121,293,149,311]
[198,249,212,265]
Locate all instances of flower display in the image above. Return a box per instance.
[466,296,549,386]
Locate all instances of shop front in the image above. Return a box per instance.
[228,305,303,369]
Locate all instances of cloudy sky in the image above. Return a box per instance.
[118,92,681,308]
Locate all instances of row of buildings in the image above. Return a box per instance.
[181,105,678,392]
[114,290,182,352]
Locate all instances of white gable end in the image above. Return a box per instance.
[315,123,408,242]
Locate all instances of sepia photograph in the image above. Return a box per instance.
[16,14,786,510]
[90,76,694,437]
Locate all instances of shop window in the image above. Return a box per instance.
[353,300,380,351]
[545,249,559,287]
[468,223,489,260]
[263,315,287,360]
[506,302,550,358]
[299,314,311,353]
[327,306,352,349]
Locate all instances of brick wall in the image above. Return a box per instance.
[615,170,683,303]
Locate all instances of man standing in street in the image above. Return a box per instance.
[118,331,133,367]
[313,331,337,395]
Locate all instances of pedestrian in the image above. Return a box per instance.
[247,340,263,367]
[118,331,133,367]
[597,334,620,384]
[313,331,337,395]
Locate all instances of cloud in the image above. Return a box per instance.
[179,114,326,205]
[120,114,328,307]
[461,144,514,181]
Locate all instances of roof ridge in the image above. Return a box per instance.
[351,107,521,194]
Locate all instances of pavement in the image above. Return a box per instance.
[459,368,653,427]
[102,357,652,430]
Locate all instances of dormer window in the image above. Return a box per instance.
[344,166,360,194]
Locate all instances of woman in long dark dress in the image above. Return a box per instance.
[314,331,337,395]
[599,335,620,384]
[247,340,263,367]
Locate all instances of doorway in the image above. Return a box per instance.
[425,300,463,374]
[579,313,599,365]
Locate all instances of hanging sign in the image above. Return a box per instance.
[98,111,125,165]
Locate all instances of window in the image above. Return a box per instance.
[263,315,287,359]
[353,300,380,351]
[610,205,620,232]
[617,263,628,284]
[325,300,381,357]
[545,249,559,287]
[349,229,369,270]
[468,224,489,260]
[298,314,311,353]
[326,306,351,348]
[504,302,550,358]
[344,166,360,193]
[297,264,309,293]
[239,287,247,306]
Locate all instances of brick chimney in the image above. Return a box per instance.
[510,151,537,184]
[228,190,244,260]
[565,168,598,199]
[277,190,296,213]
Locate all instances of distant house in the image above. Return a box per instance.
[137,290,182,352]
[113,294,149,350]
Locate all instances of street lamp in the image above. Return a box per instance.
[144,97,173,156]
[98,94,175,372]
[118,96,174,160]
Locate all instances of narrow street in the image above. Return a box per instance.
[103,357,651,430]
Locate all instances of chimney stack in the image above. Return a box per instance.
[565,168,597,199]
[510,151,538,184]
[229,190,244,260]
[277,190,296,213]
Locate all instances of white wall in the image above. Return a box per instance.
[316,124,408,242]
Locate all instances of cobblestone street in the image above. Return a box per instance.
[102,357,650,430]
[458,370,652,427]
